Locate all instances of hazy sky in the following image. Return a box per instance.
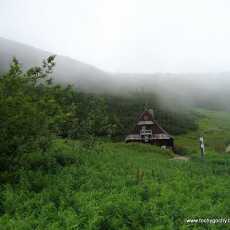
[1,0,230,73]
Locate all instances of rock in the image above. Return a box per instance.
[225,145,230,153]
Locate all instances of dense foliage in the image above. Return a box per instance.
[0,57,111,167]
[106,94,198,137]
[0,140,229,229]
[0,57,229,229]
[0,57,198,162]
[0,57,56,169]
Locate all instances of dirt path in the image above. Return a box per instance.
[170,155,190,161]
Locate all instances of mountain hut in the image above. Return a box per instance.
[125,109,174,148]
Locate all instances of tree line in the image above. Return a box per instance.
[0,56,198,169]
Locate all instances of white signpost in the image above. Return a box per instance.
[199,136,205,160]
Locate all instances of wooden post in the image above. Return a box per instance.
[199,136,205,160]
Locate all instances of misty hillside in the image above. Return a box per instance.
[116,73,230,110]
[1,37,230,110]
[0,37,114,92]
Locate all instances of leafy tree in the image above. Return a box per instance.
[0,56,56,169]
[0,54,198,172]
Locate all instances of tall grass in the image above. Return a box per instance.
[0,140,229,229]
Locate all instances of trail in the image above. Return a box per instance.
[170,155,190,161]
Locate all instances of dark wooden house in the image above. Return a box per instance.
[125,109,174,148]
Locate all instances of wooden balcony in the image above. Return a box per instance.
[140,130,153,136]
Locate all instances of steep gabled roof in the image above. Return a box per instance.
[135,110,173,139]
[153,120,173,138]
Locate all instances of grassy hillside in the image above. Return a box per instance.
[0,138,230,229]
[1,61,229,230]
[175,108,230,154]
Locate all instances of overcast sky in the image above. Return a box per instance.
[1,0,230,73]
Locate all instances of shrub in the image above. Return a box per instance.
[173,145,189,156]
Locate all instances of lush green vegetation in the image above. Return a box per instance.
[1,57,230,229]
[0,56,198,166]
[176,108,230,154]
[0,140,230,229]
[106,94,198,137]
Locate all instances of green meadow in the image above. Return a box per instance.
[176,108,230,154]
[1,109,230,229]
[1,58,230,229]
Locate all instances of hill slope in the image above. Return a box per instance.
[0,139,230,229]
[0,37,113,92]
[1,37,230,110]
[176,108,230,154]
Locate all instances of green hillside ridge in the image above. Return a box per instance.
[1,108,230,229]
[1,55,230,229]
[175,108,230,154]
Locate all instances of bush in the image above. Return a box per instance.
[173,145,189,156]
